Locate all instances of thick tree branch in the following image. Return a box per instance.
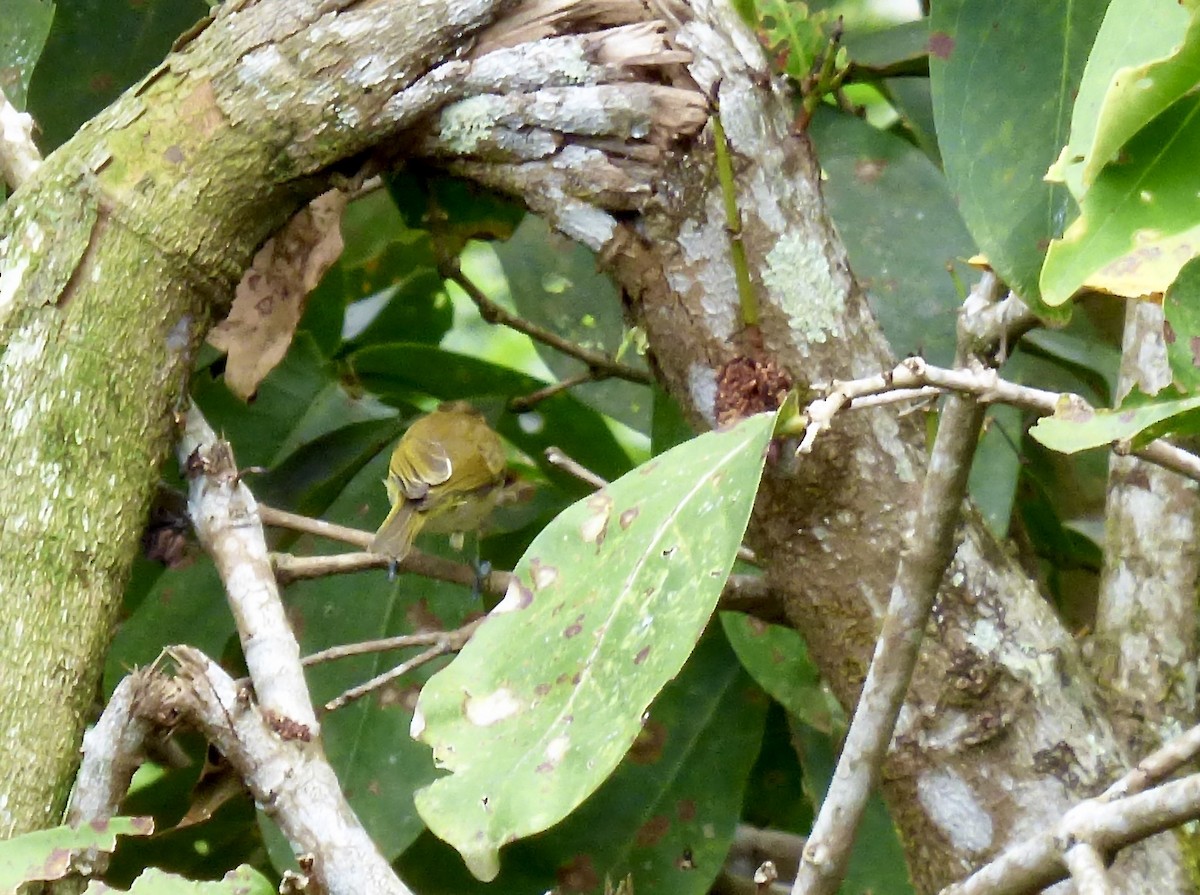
[1091,300,1200,758]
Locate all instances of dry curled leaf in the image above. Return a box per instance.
[208,190,348,399]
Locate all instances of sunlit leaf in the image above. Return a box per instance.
[1041,95,1200,305]
[1030,388,1200,453]
[0,817,152,890]
[1047,0,1199,195]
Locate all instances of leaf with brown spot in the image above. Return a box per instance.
[413,414,776,880]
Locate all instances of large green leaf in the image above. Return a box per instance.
[930,0,1107,318]
[1041,95,1200,305]
[810,107,974,366]
[0,0,54,110]
[399,626,768,895]
[412,413,777,880]
[1030,387,1200,453]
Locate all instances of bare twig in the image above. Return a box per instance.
[1064,843,1113,895]
[545,445,610,490]
[957,285,1037,361]
[168,648,415,895]
[793,391,985,895]
[178,407,318,734]
[792,277,993,895]
[940,770,1200,895]
[64,671,156,876]
[792,356,1200,484]
[0,87,41,189]
[1103,720,1200,801]
[260,503,372,548]
[940,718,1200,894]
[441,254,652,385]
[510,369,596,410]
[302,618,484,667]
[324,621,479,711]
[271,547,515,594]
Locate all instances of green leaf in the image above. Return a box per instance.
[754,0,832,82]
[0,817,152,890]
[1047,0,1199,195]
[399,627,768,895]
[809,107,975,366]
[412,413,777,880]
[843,20,930,79]
[1029,387,1200,453]
[930,0,1107,318]
[721,611,844,736]
[340,238,452,351]
[388,171,524,255]
[1041,95,1200,305]
[84,864,275,894]
[27,0,209,151]
[0,0,54,110]
[1165,256,1200,391]
[968,405,1023,536]
[253,417,401,519]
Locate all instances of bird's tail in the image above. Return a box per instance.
[370,500,425,561]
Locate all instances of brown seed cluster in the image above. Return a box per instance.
[714,355,792,426]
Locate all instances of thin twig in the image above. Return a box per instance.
[1102,719,1200,801]
[302,618,485,667]
[441,254,652,385]
[324,620,480,711]
[271,548,515,594]
[545,445,610,490]
[792,392,985,895]
[1063,843,1112,895]
[940,769,1200,895]
[510,370,596,410]
[260,504,371,548]
[791,356,1200,484]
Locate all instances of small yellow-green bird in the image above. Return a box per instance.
[370,402,507,562]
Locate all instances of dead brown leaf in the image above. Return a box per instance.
[208,189,348,399]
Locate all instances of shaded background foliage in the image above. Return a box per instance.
[3,0,1154,891]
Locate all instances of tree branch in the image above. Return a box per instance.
[792,280,993,895]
